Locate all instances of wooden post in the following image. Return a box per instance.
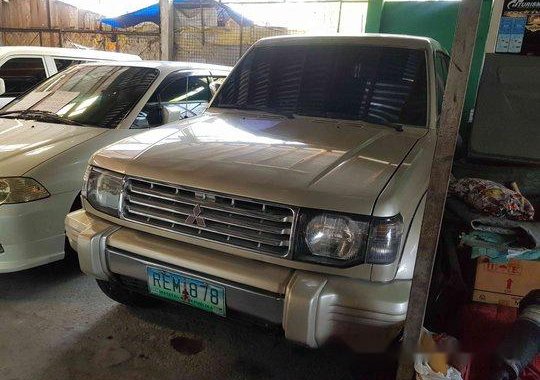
[46,0,52,28]
[395,0,483,378]
[46,0,53,46]
[160,0,174,60]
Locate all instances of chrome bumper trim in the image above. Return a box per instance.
[105,247,284,324]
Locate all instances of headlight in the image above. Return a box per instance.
[83,166,123,216]
[0,177,50,205]
[296,211,370,266]
[305,214,369,261]
[296,210,403,267]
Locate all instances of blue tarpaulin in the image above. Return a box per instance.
[102,4,159,28]
[102,0,252,28]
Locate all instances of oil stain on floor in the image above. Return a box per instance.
[170,336,205,355]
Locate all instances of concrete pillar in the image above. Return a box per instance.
[160,0,174,60]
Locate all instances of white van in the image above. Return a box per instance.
[0,46,141,108]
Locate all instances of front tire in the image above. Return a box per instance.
[64,194,83,269]
[96,279,158,308]
[64,236,81,270]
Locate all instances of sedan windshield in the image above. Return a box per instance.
[1,65,159,128]
[213,44,428,127]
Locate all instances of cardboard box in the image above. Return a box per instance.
[473,257,540,307]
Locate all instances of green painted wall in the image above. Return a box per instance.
[365,0,384,33]
[369,0,493,132]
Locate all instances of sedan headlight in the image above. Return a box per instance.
[296,210,403,267]
[83,166,123,216]
[0,177,50,205]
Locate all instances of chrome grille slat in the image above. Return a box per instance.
[126,195,291,235]
[129,183,293,223]
[126,204,289,247]
[121,178,295,256]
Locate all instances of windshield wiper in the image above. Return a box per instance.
[380,121,405,132]
[0,109,86,126]
[217,104,295,119]
[0,110,24,117]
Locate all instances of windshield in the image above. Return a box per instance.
[213,44,428,127]
[1,65,159,128]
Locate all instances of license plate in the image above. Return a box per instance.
[146,267,226,316]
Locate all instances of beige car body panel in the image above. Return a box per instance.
[66,208,412,352]
[91,111,429,216]
[68,34,445,351]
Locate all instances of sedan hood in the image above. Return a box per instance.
[0,118,107,176]
[93,110,427,215]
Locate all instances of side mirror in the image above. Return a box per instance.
[211,82,221,94]
[162,104,186,124]
[146,105,163,126]
[0,79,5,96]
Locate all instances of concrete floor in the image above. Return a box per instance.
[0,259,395,380]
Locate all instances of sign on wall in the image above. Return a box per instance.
[496,0,540,55]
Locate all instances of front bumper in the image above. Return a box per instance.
[0,193,74,273]
[66,209,411,352]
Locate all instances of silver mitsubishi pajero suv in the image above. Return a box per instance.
[66,35,449,352]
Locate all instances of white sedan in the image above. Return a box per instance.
[0,61,231,272]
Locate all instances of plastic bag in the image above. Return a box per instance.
[414,355,464,380]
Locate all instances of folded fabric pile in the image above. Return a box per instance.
[446,197,540,263]
[460,230,540,263]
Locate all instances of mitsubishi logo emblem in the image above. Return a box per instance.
[185,204,206,228]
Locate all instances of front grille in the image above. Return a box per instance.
[121,178,295,256]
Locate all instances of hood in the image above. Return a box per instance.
[93,110,428,215]
[0,118,107,176]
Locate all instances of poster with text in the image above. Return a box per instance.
[496,0,540,55]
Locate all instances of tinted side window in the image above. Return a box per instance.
[54,59,85,73]
[159,76,188,103]
[158,76,212,103]
[185,76,211,101]
[0,57,47,97]
[155,75,213,104]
